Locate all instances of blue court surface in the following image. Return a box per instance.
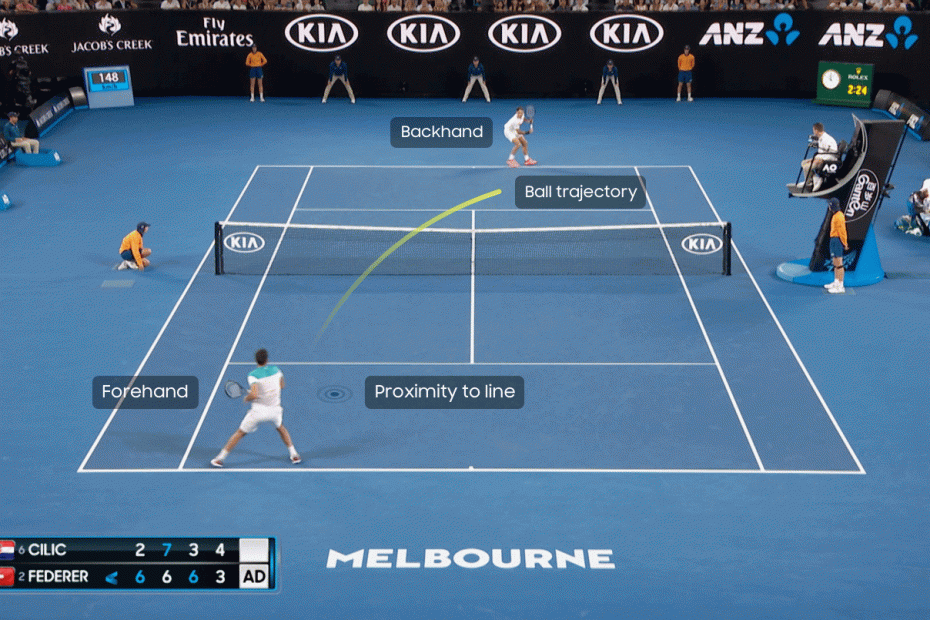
[1,97,927,619]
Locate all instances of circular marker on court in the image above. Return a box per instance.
[317,385,352,404]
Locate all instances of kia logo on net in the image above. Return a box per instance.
[285,15,358,52]
[224,232,265,253]
[590,15,663,53]
[681,234,722,255]
[388,15,460,53]
[488,16,561,53]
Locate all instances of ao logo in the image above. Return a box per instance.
[388,15,460,53]
[589,16,663,53]
[285,15,358,53]
[99,14,121,36]
[0,18,18,40]
[224,232,265,253]
[488,16,561,53]
[681,233,722,255]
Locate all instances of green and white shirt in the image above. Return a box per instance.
[247,365,283,407]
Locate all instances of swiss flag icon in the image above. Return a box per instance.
[0,567,14,587]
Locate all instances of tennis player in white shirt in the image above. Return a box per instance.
[504,107,537,168]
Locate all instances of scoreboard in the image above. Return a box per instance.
[82,66,135,109]
[815,61,874,108]
[0,538,275,590]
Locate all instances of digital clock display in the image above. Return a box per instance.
[89,70,129,92]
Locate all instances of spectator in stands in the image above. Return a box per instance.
[844,0,863,8]
[232,0,246,8]
[358,0,373,8]
[434,0,449,10]
[572,0,587,9]
[112,0,138,7]
[15,0,38,10]
[160,0,181,7]
[0,0,12,11]
[633,0,647,9]
[386,0,402,9]
[416,0,431,9]
[801,122,838,192]
[745,0,761,7]
[56,0,76,8]
[247,0,261,8]
[322,55,355,104]
[3,112,39,154]
[614,0,632,10]
[213,0,232,7]
[72,0,91,9]
[308,0,325,9]
[403,0,415,9]
[884,0,909,11]
[94,0,112,8]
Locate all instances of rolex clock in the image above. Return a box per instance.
[815,62,873,108]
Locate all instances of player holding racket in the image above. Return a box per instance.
[504,106,537,168]
[211,348,301,467]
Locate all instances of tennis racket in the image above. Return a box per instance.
[224,380,245,399]
[525,105,535,134]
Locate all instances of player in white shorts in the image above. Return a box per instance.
[211,348,301,467]
[504,107,536,168]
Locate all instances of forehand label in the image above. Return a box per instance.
[93,376,199,409]
[365,376,524,409]
[391,117,493,148]
[515,175,646,209]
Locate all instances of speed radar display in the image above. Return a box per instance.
[815,61,874,108]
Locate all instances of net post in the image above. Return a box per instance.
[214,221,223,275]
[722,222,732,276]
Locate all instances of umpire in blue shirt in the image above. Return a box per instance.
[462,56,491,103]
[597,59,622,105]
[322,55,355,104]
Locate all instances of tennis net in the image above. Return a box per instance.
[214,221,732,276]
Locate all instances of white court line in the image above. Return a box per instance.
[77,166,264,474]
[295,208,660,212]
[470,208,476,364]
[177,168,315,470]
[257,165,690,169]
[687,167,866,474]
[635,166,765,471]
[225,361,717,366]
[80,467,864,475]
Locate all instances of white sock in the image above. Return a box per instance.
[216,449,229,460]
[288,445,299,457]
[508,155,515,160]
[524,155,530,161]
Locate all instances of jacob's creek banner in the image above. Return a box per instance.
[0,12,928,99]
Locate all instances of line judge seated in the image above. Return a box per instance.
[2,112,39,153]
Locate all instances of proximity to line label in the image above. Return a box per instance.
[365,376,524,409]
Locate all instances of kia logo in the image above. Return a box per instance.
[681,234,722,255]
[285,15,358,53]
[224,232,266,253]
[589,15,664,53]
[488,15,561,53]
[388,15,460,53]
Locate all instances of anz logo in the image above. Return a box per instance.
[388,16,460,53]
[285,15,359,53]
[224,233,265,253]
[681,234,722,256]
[487,16,561,53]
[819,17,918,49]
[700,13,799,47]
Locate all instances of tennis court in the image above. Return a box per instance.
[3,98,926,620]
[78,164,860,474]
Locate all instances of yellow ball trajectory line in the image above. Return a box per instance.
[315,188,502,344]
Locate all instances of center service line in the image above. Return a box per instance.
[635,166,765,472]
[178,167,315,471]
